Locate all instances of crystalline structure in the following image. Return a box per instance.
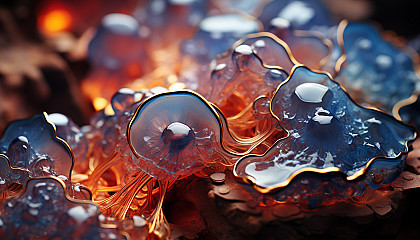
[135,0,208,48]
[48,113,89,172]
[207,44,288,109]
[88,88,151,160]
[0,155,29,201]
[318,23,346,76]
[0,177,125,240]
[268,18,333,71]
[235,66,416,197]
[179,14,261,92]
[83,13,153,101]
[201,33,299,112]
[128,91,237,180]
[334,22,420,113]
[238,33,299,73]
[0,113,73,179]
[88,13,151,71]
[258,0,333,31]
[182,14,261,64]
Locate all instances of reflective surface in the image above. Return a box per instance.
[0,113,73,179]
[0,154,29,201]
[181,14,260,64]
[335,23,419,113]
[84,13,152,101]
[235,66,416,193]
[128,91,236,180]
[237,33,298,72]
[208,44,287,107]
[259,0,333,31]
[49,113,88,173]
[0,177,124,240]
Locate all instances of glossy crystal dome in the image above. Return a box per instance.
[0,113,73,179]
[181,14,260,63]
[208,43,288,107]
[234,66,416,193]
[335,23,419,113]
[0,177,116,239]
[0,154,29,199]
[161,122,195,152]
[259,0,332,31]
[127,91,234,180]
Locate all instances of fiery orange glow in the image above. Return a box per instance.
[38,9,73,35]
[93,97,108,111]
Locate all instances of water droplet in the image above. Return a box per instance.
[270,17,291,30]
[111,88,135,113]
[295,83,329,103]
[214,63,227,71]
[402,172,414,181]
[161,122,194,152]
[67,206,90,224]
[48,113,69,126]
[375,54,393,70]
[133,215,147,228]
[254,39,266,48]
[312,108,333,125]
[358,39,372,50]
[234,45,253,55]
[101,13,139,36]
[7,136,30,168]
[233,45,254,71]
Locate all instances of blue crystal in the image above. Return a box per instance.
[235,66,416,196]
[335,23,419,113]
[0,113,73,179]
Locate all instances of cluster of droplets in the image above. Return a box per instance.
[2,0,420,239]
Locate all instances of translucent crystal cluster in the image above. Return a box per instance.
[1,0,419,239]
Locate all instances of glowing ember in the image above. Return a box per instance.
[38,9,73,34]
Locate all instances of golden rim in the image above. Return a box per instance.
[293,29,334,68]
[333,19,348,75]
[205,31,299,70]
[209,100,279,155]
[13,175,128,236]
[211,37,291,79]
[233,64,417,194]
[334,20,420,112]
[1,113,75,181]
[0,153,31,177]
[392,94,418,121]
[20,175,94,204]
[126,90,244,162]
[42,112,75,181]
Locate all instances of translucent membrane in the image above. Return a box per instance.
[0,113,73,179]
[208,43,288,107]
[0,154,29,201]
[0,177,123,239]
[128,91,238,180]
[235,66,416,194]
[259,0,332,31]
[335,23,419,113]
